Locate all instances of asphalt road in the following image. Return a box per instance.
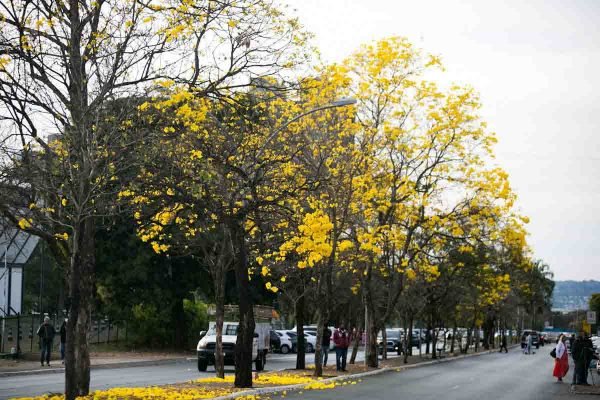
[284,348,576,400]
[1,346,561,400]
[0,350,375,399]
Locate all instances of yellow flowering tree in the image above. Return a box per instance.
[329,37,510,366]
[120,80,358,386]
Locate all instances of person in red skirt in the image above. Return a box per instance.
[553,334,569,382]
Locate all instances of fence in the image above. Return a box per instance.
[0,313,128,358]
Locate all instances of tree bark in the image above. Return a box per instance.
[349,328,361,364]
[314,306,324,376]
[366,314,379,367]
[215,280,225,379]
[295,295,305,370]
[404,316,414,363]
[231,221,255,388]
[382,328,387,360]
[173,295,186,350]
[64,218,94,399]
[450,325,456,354]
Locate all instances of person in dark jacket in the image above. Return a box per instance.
[499,332,508,353]
[581,334,597,385]
[333,324,350,372]
[59,319,67,364]
[568,334,576,352]
[321,327,332,367]
[571,332,588,385]
[37,317,55,366]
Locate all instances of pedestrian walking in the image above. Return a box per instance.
[37,316,55,366]
[526,332,534,354]
[333,324,350,372]
[552,334,569,382]
[59,318,67,364]
[321,326,332,367]
[580,333,595,385]
[499,332,508,353]
[568,333,575,352]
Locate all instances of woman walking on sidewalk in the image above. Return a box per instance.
[553,334,569,382]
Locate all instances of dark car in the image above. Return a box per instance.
[520,330,540,349]
[538,333,546,346]
[270,330,281,352]
[378,329,403,355]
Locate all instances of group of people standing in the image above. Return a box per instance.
[318,324,352,372]
[552,332,597,385]
[36,316,67,366]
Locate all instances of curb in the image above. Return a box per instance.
[0,357,190,378]
[212,345,519,400]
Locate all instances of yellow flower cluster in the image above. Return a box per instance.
[304,381,337,390]
[280,210,333,269]
[11,386,234,400]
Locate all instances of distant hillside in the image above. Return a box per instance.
[552,280,600,311]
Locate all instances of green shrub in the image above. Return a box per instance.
[183,299,208,347]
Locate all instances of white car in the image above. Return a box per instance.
[286,330,316,353]
[304,331,317,352]
[197,322,268,372]
[275,330,294,354]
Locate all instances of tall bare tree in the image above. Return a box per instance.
[0,0,309,397]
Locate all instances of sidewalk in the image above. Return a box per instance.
[0,350,192,377]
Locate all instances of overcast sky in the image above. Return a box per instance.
[285,0,600,281]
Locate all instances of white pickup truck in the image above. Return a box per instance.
[196,321,270,372]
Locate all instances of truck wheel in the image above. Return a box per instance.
[280,344,290,354]
[197,358,208,372]
[255,354,265,371]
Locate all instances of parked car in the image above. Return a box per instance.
[196,321,269,372]
[289,331,315,353]
[378,329,402,355]
[520,330,540,349]
[270,330,281,352]
[275,330,294,354]
[304,331,318,352]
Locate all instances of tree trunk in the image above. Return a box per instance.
[443,327,448,355]
[295,295,305,370]
[214,296,225,379]
[431,328,438,360]
[173,297,186,350]
[382,328,387,360]
[314,307,324,376]
[231,221,255,388]
[464,327,472,354]
[404,317,414,363]
[450,325,456,354]
[349,328,360,364]
[64,218,94,400]
[402,318,409,363]
[366,315,379,367]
